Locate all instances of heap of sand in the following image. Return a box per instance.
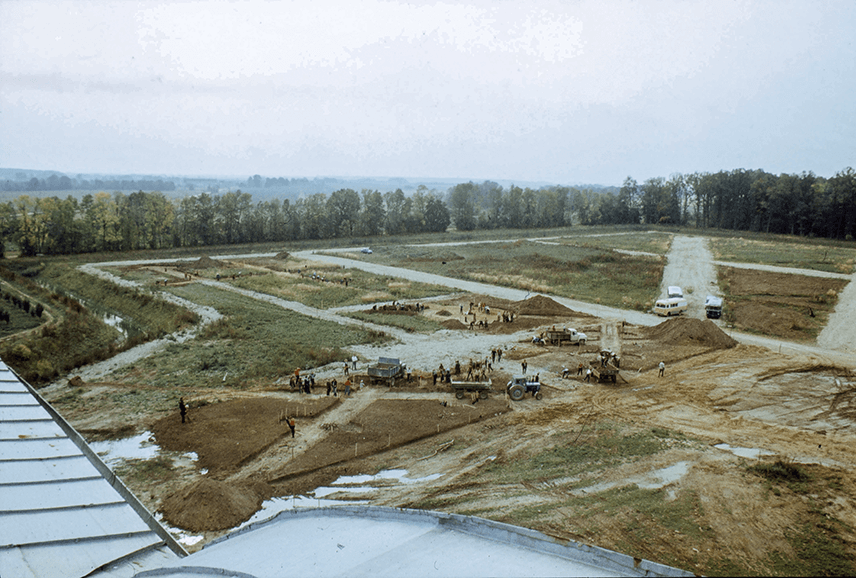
[161,478,271,532]
[186,255,221,269]
[645,317,738,349]
[514,294,575,317]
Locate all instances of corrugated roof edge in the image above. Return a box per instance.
[194,506,694,577]
[4,363,187,559]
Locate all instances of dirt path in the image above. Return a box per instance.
[660,235,719,319]
[815,271,856,354]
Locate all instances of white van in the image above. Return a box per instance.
[654,297,688,317]
[667,286,684,298]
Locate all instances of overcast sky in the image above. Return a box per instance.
[1,0,854,186]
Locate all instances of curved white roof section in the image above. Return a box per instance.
[125,506,691,578]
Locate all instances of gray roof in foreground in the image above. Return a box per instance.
[121,506,691,578]
[0,361,184,578]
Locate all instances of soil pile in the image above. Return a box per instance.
[187,255,221,269]
[461,294,516,311]
[436,309,452,317]
[645,317,738,349]
[161,477,271,532]
[441,319,468,330]
[274,251,290,260]
[515,294,574,317]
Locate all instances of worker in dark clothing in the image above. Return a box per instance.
[179,397,187,423]
[287,416,296,438]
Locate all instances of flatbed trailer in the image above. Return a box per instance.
[450,380,492,399]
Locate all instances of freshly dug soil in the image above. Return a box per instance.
[514,294,575,317]
[186,255,222,269]
[152,397,338,475]
[161,477,272,532]
[644,317,738,349]
[268,398,509,483]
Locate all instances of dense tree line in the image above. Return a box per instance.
[579,168,856,239]
[1,166,852,258]
[0,187,450,257]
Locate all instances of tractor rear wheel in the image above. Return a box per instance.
[509,384,525,401]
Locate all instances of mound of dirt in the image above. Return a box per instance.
[645,317,738,349]
[160,477,271,532]
[460,294,516,311]
[515,294,574,317]
[441,319,468,330]
[436,309,452,317]
[274,251,290,260]
[187,255,221,269]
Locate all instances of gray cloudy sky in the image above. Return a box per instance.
[1,0,854,185]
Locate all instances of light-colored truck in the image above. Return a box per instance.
[653,297,688,316]
[544,327,587,346]
[367,357,407,385]
[704,295,723,319]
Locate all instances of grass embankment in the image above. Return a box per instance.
[377,240,663,311]
[0,260,197,384]
[49,283,391,427]
[554,230,673,255]
[710,237,856,274]
[115,283,389,388]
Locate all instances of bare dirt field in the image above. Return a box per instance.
[720,266,847,339]
[37,234,856,576]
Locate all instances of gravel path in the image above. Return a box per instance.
[817,271,856,354]
[659,235,720,319]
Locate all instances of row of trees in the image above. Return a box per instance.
[1,166,853,257]
[581,168,856,239]
[0,187,450,257]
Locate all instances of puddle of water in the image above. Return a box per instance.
[331,468,443,486]
[332,469,408,485]
[714,443,776,459]
[89,430,198,467]
[575,462,691,496]
[90,431,159,465]
[155,513,205,546]
[636,462,690,490]
[314,486,380,498]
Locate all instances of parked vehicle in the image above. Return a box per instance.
[589,359,619,383]
[704,295,723,319]
[506,375,543,400]
[367,357,406,385]
[545,327,587,346]
[361,248,373,254]
[667,286,684,298]
[653,297,688,317]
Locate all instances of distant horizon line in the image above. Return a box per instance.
[0,166,616,189]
